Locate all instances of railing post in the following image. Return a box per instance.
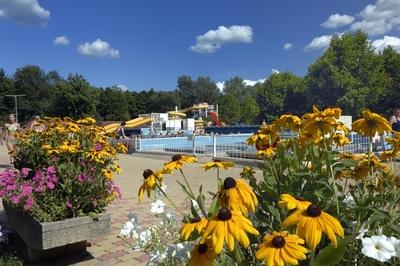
[213,134,217,158]
[192,134,196,155]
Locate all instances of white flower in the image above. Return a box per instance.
[151,199,166,214]
[120,221,135,237]
[355,225,368,240]
[166,242,193,259]
[139,229,152,244]
[147,250,167,265]
[155,183,168,196]
[361,235,396,262]
[389,236,400,258]
[165,212,173,219]
[343,194,355,206]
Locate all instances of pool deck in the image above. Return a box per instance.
[0,146,261,265]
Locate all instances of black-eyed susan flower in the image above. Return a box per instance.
[282,203,344,250]
[188,238,217,266]
[180,216,208,240]
[240,166,256,178]
[163,154,197,171]
[257,147,276,158]
[201,159,234,171]
[278,194,311,211]
[274,114,302,131]
[138,169,157,202]
[256,231,308,266]
[332,133,350,147]
[201,207,259,253]
[219,177,258,215]
[352,110,392,138]
[116,142,128,153]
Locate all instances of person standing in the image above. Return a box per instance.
[29,115,45,132]
[116,121,127,139]
[4,114,20,165]
[389,108,400,132]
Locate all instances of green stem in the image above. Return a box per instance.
[156,183,185,216]
[179,169,196,199]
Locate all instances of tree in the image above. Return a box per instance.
[52,74,98,119]
[177,75,196,108]
[13,65,53,121]
[195,76,220,105]
[380,46,400,116]
[306,31,389,116]
[219,94,241,124]
[97,87,130,121]
[240,95,259,124]
[256,72,306,121]
[0,69,15,121]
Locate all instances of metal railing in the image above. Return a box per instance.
[112,132,391,159]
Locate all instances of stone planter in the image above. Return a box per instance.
[3,202,111,263]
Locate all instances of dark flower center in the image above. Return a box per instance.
[307,204,322,217]
[217,207,232,221]
[213,159,222,162]
[197,243,208,254]
[223,177,237,190]
[191,216,201,223]
[143,169,153,179]
[172,155,182,161]
[272,236,286,248]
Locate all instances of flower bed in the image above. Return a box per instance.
[123,106,400,265]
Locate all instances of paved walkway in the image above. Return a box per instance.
[0,146,260,265]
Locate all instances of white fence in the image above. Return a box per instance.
[112,132,390,159]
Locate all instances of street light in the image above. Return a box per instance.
[5,94,26,123]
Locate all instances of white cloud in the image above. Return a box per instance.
[53,36,69,46]
[117,85,129,91]
[283,43,293,50]
[372,35,400,52]
[190,25,253,54]
[305,35,332,51]
[321,14,354,29]
[350,0,400,36]
[216,82,225,91]
[271,68,280,74]
[243,78,266,87]
[0,0,50,26]
[77,39,120,58]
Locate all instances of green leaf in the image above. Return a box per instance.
[88,212,99,221]
[207,195,220,217]
[311,235,353,266]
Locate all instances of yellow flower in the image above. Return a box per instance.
[332,133,350,147]
[138,169,157,202]
[201,159,234,171]
[163,154,197,171]
[76,117,97,125]
[180,217,208,240]
[302,105,340,135]
[117,142,128,153]
[336,122,350,134]
[240,166,256,178]
[352,154,391,179]
[278,194,311,211]
[386,133,400,152]
[274,114,302,131]
[102,169,114,180]
[257,147,276,158]
[219,177,258,215]
[352,110,391,138]
[380,150,397,161]
[188,238,217,266]
[256,231,308,266]
[201,207,259,253]
[282,203,344,250]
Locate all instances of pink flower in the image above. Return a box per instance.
[46,182,55,190]
[47,166,57,175]
[6,184,16,191]
[11,195,20,204]
[94,143,102,151]
[21,168,30,177]
[77,173,86,182]
[0,190,5,197]
[24,198,34,210]
[34,186,43,193]
[51,156,58,162]
[21,184,32,197]
[66,201,73,209]
[33,171,42,181]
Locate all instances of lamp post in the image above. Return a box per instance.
[5,94,26,123]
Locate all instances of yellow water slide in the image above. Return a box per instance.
[103,117,153,134]
[167,103,209,119]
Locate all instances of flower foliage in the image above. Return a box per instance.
[134,106,400,265]
[1,117,121,222]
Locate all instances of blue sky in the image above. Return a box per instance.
[0,0,399,91]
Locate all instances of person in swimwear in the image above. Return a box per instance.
[4,114,20,165]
